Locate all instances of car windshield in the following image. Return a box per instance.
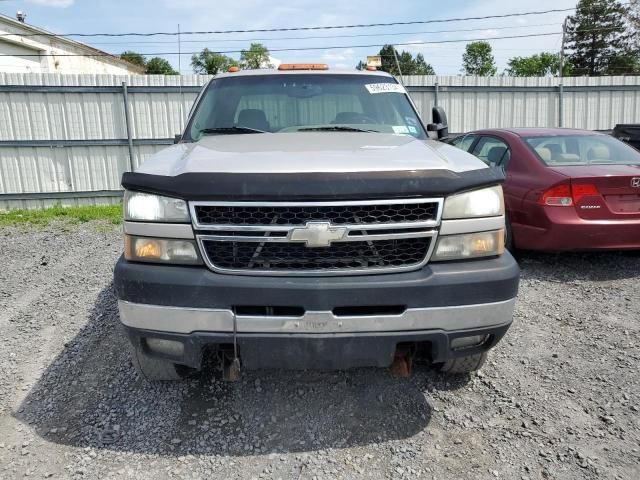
[524,134,640,166]
[186,74,427,141]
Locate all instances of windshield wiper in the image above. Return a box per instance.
[297,126,379,133]
[199,126,268,135]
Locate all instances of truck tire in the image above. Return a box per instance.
[130,345,182,381]
[440,352,488,374]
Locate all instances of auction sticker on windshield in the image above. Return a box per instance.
[365,83,406,94]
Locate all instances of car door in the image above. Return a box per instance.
[470,136,511,168]
[449,134,478,152]
[468,135,520,227]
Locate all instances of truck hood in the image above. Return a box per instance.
[137,132,486,176]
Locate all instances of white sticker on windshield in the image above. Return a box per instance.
[365,83,406,94]
[392,125,409,134]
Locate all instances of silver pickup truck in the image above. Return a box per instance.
[114,65,519,381]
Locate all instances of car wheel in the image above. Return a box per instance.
[130,345,183,381]
[440,352,488,374]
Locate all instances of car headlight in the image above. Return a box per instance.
[442,186,504,219]
[124,191,189,223]
[124,235,202,265]
[432,230,504,261]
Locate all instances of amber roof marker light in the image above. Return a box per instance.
[278,63,329,71]
[228,66,240,72]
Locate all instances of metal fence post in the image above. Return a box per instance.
[434,81,439,107]
[558,82,564,128]
[122,81,135,171]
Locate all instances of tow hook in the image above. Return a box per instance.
[389,343,415,377]
[223,311,241,382]
[222,353,241,382]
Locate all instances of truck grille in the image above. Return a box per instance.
[201,237,432,272]
[190,199,442,276]
[194,202,438,226]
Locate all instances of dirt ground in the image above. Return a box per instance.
[0,222,638,480]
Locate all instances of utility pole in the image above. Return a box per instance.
[558,18,568,128]
[178,24,184,127]
[559,18,567,79]
[178,24,182,74]
[391,45,404,85]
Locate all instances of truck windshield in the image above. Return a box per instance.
[186,74,427,141]
[525,135,640,166]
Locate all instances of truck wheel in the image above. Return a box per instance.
[440,352,488,374]
[130,345,182,381]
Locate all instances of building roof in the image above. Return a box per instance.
[0,12,146,74]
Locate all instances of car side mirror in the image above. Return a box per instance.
[429,106,449,139]
[174,134,182,144]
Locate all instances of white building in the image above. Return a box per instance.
[0,12,144,75]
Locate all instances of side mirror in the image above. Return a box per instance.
[426,123,439,139]
[430,106,449,139]
[174,134,182,144]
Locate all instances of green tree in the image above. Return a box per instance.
[413,53,436,75]
[146,57,178,75]
[363,45,435,75]
[506,52,569,76]
[191,48,238,74]
[120,51,146,68]
[462,41,497,76]
[120,51,179,75]
[565,0,635,75]
[626,0,640,54]
[355,60,367,71]
[240,43,273,69]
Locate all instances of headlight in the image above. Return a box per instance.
[124,235,201,265]
[124,191,189,223]
[432,230,504,261]
[442,186,504,219]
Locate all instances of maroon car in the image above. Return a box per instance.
[449,128,640,251]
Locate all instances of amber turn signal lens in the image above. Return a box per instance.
[135,239,162,259]
[432,230,505,261]
[124,235,201,265]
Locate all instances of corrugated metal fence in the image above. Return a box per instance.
[1,73,640,210]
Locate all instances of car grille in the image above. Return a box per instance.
[190,199,442,276]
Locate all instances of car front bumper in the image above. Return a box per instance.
[113,253,520,370]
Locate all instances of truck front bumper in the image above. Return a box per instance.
[114,253,519,370]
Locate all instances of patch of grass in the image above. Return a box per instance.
[0,204,122,226]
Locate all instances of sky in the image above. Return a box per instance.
[0,0,579,74]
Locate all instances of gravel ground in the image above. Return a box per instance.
[0,222,638,480]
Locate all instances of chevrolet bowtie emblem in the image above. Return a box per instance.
[288,221,347,248]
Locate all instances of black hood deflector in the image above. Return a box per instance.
[121,168,504,201]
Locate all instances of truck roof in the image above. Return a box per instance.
[213,68,395,79]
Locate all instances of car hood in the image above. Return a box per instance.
[137,132,486,176]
